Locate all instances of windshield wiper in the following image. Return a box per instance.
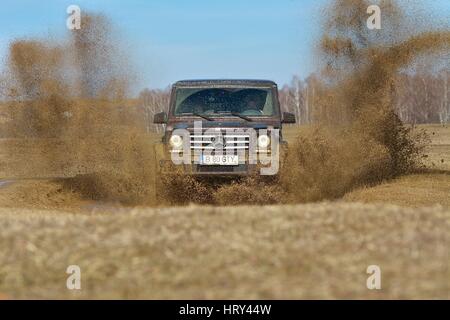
[231,112,253,122]
[194,112,214,121]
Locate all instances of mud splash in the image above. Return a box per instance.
[2,13,157,206]
[163,0,449,205]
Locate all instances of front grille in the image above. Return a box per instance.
[190,133,250,154]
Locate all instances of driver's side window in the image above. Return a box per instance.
[238,89,267,115]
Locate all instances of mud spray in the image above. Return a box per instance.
[1,1,449,207]
[280,0,450,203]
[2,13,157,206]
[173,0,450,205]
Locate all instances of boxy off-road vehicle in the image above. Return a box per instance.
[153,79,295,177]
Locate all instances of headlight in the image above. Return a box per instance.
[257,134,270,148]
[169,134,183,149]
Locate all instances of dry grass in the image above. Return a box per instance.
[0,202,448,299]
[344,172,450,207]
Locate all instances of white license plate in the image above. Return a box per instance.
[201,155,239,165]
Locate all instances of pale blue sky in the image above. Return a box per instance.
[0,0,449,90]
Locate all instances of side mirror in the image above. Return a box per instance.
[282,112,296,124]
[153,112,167,124]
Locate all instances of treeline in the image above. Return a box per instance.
[2,69,447,137]
[279,70,449,125]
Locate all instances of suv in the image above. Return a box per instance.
[153,79,295,176]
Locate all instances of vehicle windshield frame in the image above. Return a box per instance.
[169,85,280,118]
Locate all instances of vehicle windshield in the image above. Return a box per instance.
[173,87,276,116]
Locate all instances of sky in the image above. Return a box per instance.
[0,0,449,90]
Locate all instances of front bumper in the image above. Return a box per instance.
[158,160,258,176]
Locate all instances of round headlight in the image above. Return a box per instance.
[169,134,183,149]
[257,134,270,148]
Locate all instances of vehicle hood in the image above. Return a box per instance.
[169,119,281,130]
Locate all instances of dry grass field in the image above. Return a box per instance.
[0,124,449,299]
[344,172,450,207]
[0,203,448,299]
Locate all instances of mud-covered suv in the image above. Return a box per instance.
[153,79,295,176]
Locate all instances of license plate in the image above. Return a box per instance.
[201,155,239,165]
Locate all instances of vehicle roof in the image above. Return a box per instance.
[173,79,277,87]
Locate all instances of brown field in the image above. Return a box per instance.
[0,124,449,299]
[0,203,448,299]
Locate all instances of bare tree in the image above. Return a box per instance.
[438,70,449,125]
[394,69,449,124]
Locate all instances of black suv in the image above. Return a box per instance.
[153,79,295,176]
